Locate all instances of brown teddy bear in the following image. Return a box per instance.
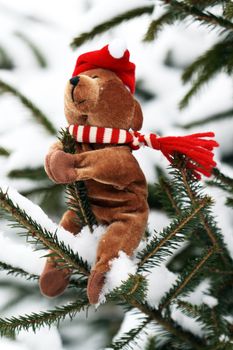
[39,42,149,304]
[39,41,218,304]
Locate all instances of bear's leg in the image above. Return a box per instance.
[87,211,147,304]
[39,210,81,297]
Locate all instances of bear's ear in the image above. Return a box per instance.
[131,100,143,131]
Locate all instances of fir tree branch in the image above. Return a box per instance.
[179,167,230,266]
[109,274,206,348]
[176,300,232,343]
[224,1,233,20]
[109,317,151,350]
[127,300,205,349]
[0,146,10,157]
[144,337,156,350]
[8,167,47,180]
[21,183,60,197]
[179,38,233,108]
[144,10,176,41]
[207,168,233,207]
[185,0,222,7]
[178,107,233,129]
[69,276,88,289]
[0,297,88,337]
[0,293,28,315]
[0,188,90,276]
[162,1,233,32]
[160,177,181,216]
[138,197,210,271]
[71,6,154,48]
[0,45,14,70]
[159,247,214,309]
[14,31,47,68]
[210,168,233,193]
[108,274,148,305]
[66,182,97,232]
[0,79,56,135]
[0,261,38,280]
[226,197,233,208]
[180,169,217,246]
[175,300,214,337]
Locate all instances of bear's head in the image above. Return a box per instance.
[64,68,143,131]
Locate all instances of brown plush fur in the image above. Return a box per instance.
[39,68,149,304]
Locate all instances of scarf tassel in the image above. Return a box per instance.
[147,132,219,178]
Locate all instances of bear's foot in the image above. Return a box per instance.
[87,270,105,304]
[39,268,70,298]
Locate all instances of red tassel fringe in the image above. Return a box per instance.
[151,132,219,178]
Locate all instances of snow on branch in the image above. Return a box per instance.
[0,184,106,276]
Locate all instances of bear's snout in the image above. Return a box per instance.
[69,74,99,112]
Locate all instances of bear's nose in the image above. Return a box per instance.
[70,76,80,87]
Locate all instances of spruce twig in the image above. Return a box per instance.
[144,10,176,41]
[0,188,90,276]
[208,168,233,208]
[180,169,217,247]
[176,300,231,343]
[109,274,205,348]
[178,107,233,129]
[108,274,148,304]
[159,247,214,309]
[159,177,182,215]
[0,79,56,135]
[0,146,10,157]
[110,317,151,350]
[0,45,14,70]
[179,38,233,109]
[179,167,230,267]
[0,261,38,280]
[138,197,211,271]
[127,300,205,349]
[144,337,157,350]
[161,0,233,32]
[109,268,209,348]
[21,184,60,197]
[71,6,154,48]
[0,297,88,337]
[8,167,47,180]
[14,31,47,68]
[211,168,233,191]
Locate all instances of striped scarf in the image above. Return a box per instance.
[68,124,219,179]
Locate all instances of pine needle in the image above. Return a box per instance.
[0,261,38,281]
[0,188,90,276]
[71,6,154,48]
[0,297,88,337]
[0,79,56,135]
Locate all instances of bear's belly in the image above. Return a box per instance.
[85,179,135,205]
[84,179,145,224]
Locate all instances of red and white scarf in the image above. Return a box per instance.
[68,124,219,179]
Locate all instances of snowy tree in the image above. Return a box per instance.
[0,1,232,349]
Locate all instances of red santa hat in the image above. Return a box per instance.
[72,39,136,94]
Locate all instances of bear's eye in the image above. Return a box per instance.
[92,75,99,79]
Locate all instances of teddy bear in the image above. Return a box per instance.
[39,41,218,304]
[39,42,149,304]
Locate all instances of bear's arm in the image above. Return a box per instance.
[73,146,144,189]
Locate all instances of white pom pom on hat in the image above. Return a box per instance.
[108,39,127,59]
